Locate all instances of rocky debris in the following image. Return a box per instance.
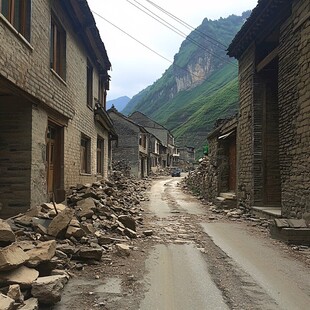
[183,156,210,199]
[143,230,153,236]
[7,284,24,304]
[26,240,56,267]
[31,275,69,304]
[18,298,38,310]
[115,243,131,257]
[0,219,16,245]
[0,265,39,287]
[0,293,15,310]
[0,244,29,271]
[0,171,151,307]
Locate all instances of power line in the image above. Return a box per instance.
[145,0,228,49]
[126,0,237,67]
[91,11,238,96]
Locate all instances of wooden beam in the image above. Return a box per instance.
[256,46,279,72]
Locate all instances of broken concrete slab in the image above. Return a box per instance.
[0,243,29,271]
[0,219,15,244]
[47,208,74,238]
[25,240,56,266]
[31,275,68,304]
[0,265,39,287]
[0,293,14,310]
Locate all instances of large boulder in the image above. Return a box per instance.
[47,208,74,238]
[0,265,39,287]
[0,243,29,271]
[0,219,15,245]
[31,275,68,304]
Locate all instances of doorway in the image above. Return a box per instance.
[46,121,64,202]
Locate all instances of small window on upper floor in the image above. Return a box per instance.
[50,14,66,80]
[0,0,31,41]
[98,75,106,109]
[87,59,93,108]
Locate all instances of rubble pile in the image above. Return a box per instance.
[0,171,150,309]
[209,204,271,228]
[183,156,210,198]
[112,160,131,177]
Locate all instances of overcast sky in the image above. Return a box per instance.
[87,0,258,100]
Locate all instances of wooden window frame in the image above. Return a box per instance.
[96,137,104,175]
[98,75,107,109]
[80,135,91,174]
[87,59,93,108]
[0,0,31,40]
[50,14,66,80]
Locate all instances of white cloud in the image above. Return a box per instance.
[87,0,258,100]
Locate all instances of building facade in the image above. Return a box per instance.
[228,0,310,218]
[108,107,149,179]
[0,0,116,218]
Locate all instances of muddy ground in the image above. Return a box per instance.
[51,176,310,310]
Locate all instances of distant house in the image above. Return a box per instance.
[129,111,177,168]
[227,0,310,218]
[178,146,195,169]
[0,0,116,218]
[108,107,149,178]
[149,134,162,173]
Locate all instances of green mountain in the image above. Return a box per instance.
[122,12,250,157]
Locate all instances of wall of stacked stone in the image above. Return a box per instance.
[0,98,32,217]
[278,0,310,217]
[236,45,256,209]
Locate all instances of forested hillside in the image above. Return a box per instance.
[122,12,250,157]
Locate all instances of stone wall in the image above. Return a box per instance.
[236,45,256,209]
[0,97,32,217]
[278,0,310,217]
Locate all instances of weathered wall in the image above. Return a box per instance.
[109,112,140,178]
[278,0,310,217]
[0,97,32,217]
[236,45,255,209]
[0,0,112,214]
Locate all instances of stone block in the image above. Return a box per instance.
[0,244,29,271]
[0,265,39,287]
[0,219,15,244]
[47,208,74,238]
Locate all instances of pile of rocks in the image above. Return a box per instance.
[183,156,210,198]
[112,160,131,177]
[0,171,151,309]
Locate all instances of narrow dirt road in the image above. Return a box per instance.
[54,176,310,310]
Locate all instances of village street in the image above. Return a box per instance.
[54,175,310,310]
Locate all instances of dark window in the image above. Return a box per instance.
[97,138,104,174]
[98,75,106,109]
[51,14,66,79]
[87,60,93,108]
[80,135,91,174]
[1,0,31,40]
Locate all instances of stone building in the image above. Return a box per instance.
[108,107,149,178]
[0,0,116,218]
[178,146,195,170]
[227,0,310,218]
[129,111,176,167]
[207,117,237,202]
